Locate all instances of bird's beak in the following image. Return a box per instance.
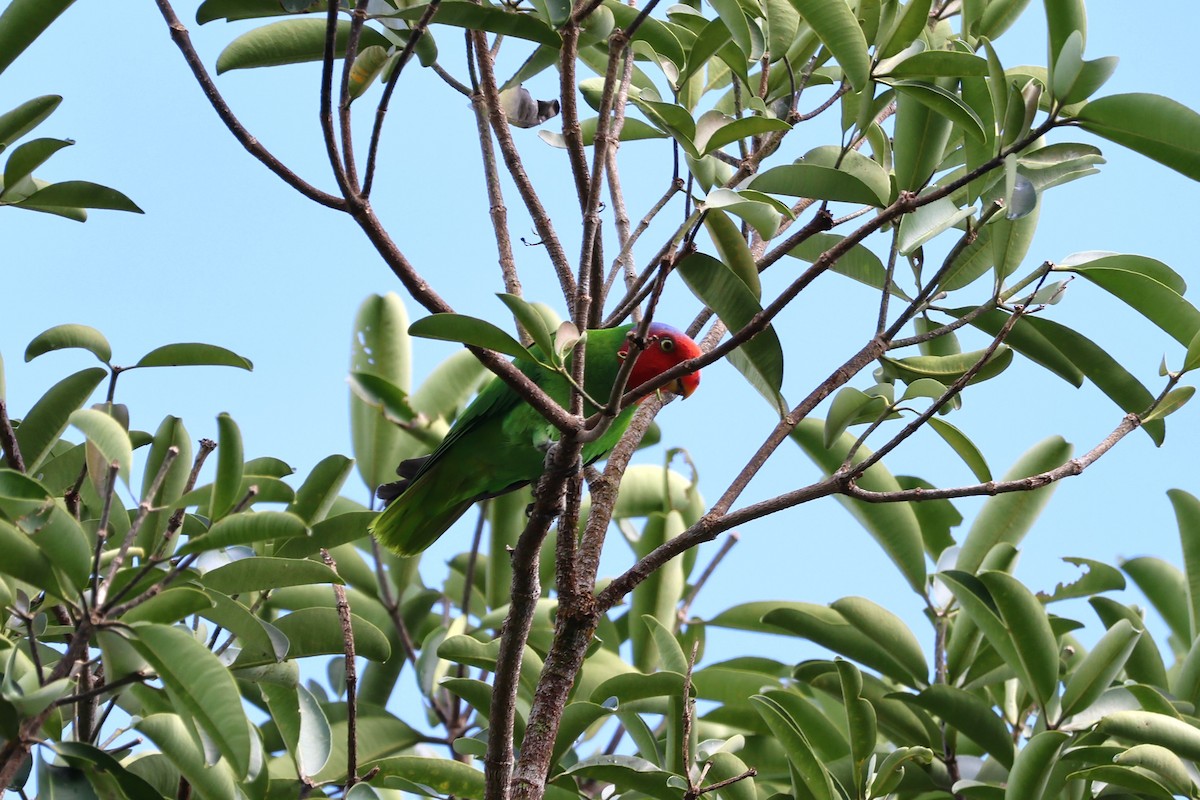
[673,372,700,399]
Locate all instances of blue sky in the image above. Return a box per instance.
[4,0,1200,675]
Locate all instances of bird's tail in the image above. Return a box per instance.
[369,473,474,557]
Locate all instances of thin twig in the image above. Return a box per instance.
[321,549,360,789]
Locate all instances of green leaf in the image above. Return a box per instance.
[211,412,244,521]
[1143,386,1194,423]
[68,408,133,484]
[1023,316,1165,445]
[1119,556,1187,641]
[1089,597,1169,689]
[395,1,560,46]
[13,367,105,471]
[831,596,928,684]
[1038,556,1125,603]
[1075,93,1200,181]
[133,343,253,370]
[409,313,533,360]
[955,436,1072,573]
[1060,618,1141,720]
[135,713,241,799]
[15,180,142,213]
[749,163,884,206]
[950,308,1083,386]
[0,95,61,148]
[1167,488,1200,640]
[979,571,1059,710]
[927,417,991,482]
[1004,730,1069,800]
[764,0,799,62]
[176,497,284,550]
[24,324,111,364]
[288,454,354,524]
[604,0,685,68]
[129,623,252,778]
[272,608,391,662]
[262,682,332,780]
[892,82,953,190]
[889,80,986,143]
[350,292,414,493]
[878,51,990,79]
[824,386,889,448]
[897,685,1013,767]
[0,0,77,76]
[202,556,340,594]
[196,0,332,23]
[765,604,924,687]
[788,232,904,296]
[877,0,931,58]
[789,0,869,91]
[703,209,762,297]
[750,694,838,800]
[1043,0,1086,74]
[1096,711,1200,761]
[1,137,71,195]
[676,252,786,415]
[879,346,1012,386]
[704,189,782,245]
[896,196,976,255]
[51,741,165,800]
[497,292,557,359]
[0,518,65,598]
[1114,744,1198,797]
[698,114,791,156]
[1055,254,1200,346]
[792,418,927,594]
[630,511,687,671]
[215,19,393,73]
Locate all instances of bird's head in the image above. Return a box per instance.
[618,323,703,400]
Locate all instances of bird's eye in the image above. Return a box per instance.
[659,338,675,353]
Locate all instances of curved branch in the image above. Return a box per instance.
[152,0,345,210]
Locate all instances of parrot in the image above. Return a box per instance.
[370,322,702,556]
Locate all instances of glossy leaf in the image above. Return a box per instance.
[951,308,1083,386]
[750,694,838,800]
[129,623,252,778]
[890,80,986,142]
[135,713,240,799]
[561,755,680,800]
[789,0,869,91]
[879,51,990,79]
[13,367,105,471]
[288,454,354,524]
[1004,730,1069,800]
[350,292,414,493]
[704,188,783,243]
[272,608,391,662]
[1143,386,1195,422]
[15,180,141,213]
[603,0,685,68]
[630,511,687,671]
[1060,618,1140,719]
[824,387,888,447]
[69,408,132,484]
[180,513,309,556]
[879,345,1012,386]
[789,232,904,296]
[1114,743,1197,797]
[1090,597,1169,689]
[955,436,1072,573]
[24,323,110,364]
[1076,93,1200,181]
[1168,488,1200,639]
[203,556,340,595]
[210,412,244,520]
[703,209,761,297]
[408,313,533,360]
[2,137,71,194]
[899,684,1013,767]
[51,741,164,800]
[792,418,927,594]
[396,1,560,46]
[1097,710,1200,761]
[0,0,76,76]
[134,343,253,370]
[896,196,976,255]
[749,163,884,206]
[927,417,991,482]
[979,571,1059,709]
[832,596,928,684]
[1023,316,1164,444]
[0,95,61,147]
[216,19,393,73]
[892,83,953,190]
[677,252,786,415]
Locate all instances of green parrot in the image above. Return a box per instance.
[370,322,702,556]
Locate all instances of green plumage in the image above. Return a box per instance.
[370,326,637,556]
